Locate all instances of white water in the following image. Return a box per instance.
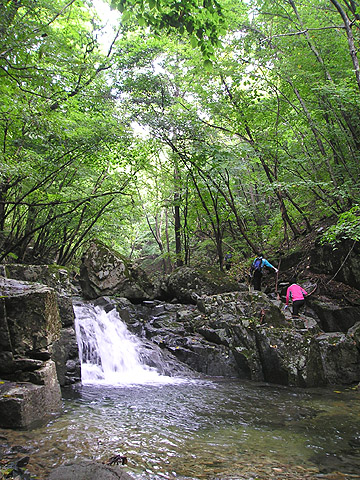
[74,303,184,386]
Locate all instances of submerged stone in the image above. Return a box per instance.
[48,460,134,480]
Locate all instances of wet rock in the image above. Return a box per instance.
[306,331,360,386]
[130,290,360,387]
[255,328,309,386]
[0,361,61,428]
[168,336,240,377]
[0,278,61,360]
[137,338,198,377]
[196,290,287,328]
[0,278,63,426]
[307,296,360,332]
[52,327,80,386]
[48,460,135,480]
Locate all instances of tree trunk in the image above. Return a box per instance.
[330,0,360,93]
[174,166,183,267]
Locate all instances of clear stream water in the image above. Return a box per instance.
[2,304,360,480]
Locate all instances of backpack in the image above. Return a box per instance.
[252,257,262,271]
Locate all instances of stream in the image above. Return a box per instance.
[1,303,360,479]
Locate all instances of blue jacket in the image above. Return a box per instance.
[261,258,276,269]
[252,257,276,271]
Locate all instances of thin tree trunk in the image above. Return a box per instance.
[165,208,172,272]
[330,0,360,93]
[174,166,183,267]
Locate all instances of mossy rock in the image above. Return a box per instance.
[79,240,155,301]
[165,266,240,303]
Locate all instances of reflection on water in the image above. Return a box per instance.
[1,379,360,479]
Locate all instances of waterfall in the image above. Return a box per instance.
[74,303,184,386]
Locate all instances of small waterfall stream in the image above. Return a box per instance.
[74,303,184,385]
[1,302,359,479]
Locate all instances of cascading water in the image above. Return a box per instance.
[2,304,360,479]
[74,303,184,386]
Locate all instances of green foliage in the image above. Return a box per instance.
[1,0,360,269]
[321,206,360,246]
[0,0,143,264]
[111,0,227,62]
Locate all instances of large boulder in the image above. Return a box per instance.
[125,290,359,387]
[0,277,62,426]
[0,278,61,360]
[193,291,311,385]
[255,327,310,386]
[79,241,155,301]
[1,264,74,327]
[310,239,360,290]
[136,291,286,381]
[307,296,360,332]
[163,266,240,303]
[0,361,61,428]
[0,268,81,386]
[306,328,360,386]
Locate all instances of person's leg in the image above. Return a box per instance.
[253,271,262,291]
[292,299,305,317]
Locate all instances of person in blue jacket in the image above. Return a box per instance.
[250,254,278,291]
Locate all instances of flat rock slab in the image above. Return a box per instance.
[48,460,135,480]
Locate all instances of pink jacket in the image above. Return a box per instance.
[286,284,308,304]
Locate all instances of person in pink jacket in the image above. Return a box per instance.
[285,279,308,317]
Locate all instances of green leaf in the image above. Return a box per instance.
[122,10,131,22]
[203,59,213,71]
[110,0,119,10]
[190,36,198,48]
[186,21,194,34]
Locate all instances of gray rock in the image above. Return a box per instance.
[307,331,360,386]
[2,264,75,327]
[48,460,135,480]
[307,297,360,332]
[0,278,62,427]
[79,241,155,301]
[0,361,61,428]
[0,277,61,359]
[164,266,239,303]
[133,290,360,387]
[52,327,80,386]
[310,239,360,290]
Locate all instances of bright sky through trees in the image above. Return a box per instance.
[92,0,120,49]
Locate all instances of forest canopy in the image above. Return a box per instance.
[0,0,359,271]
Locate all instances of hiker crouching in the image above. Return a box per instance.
[285,279,308,318]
